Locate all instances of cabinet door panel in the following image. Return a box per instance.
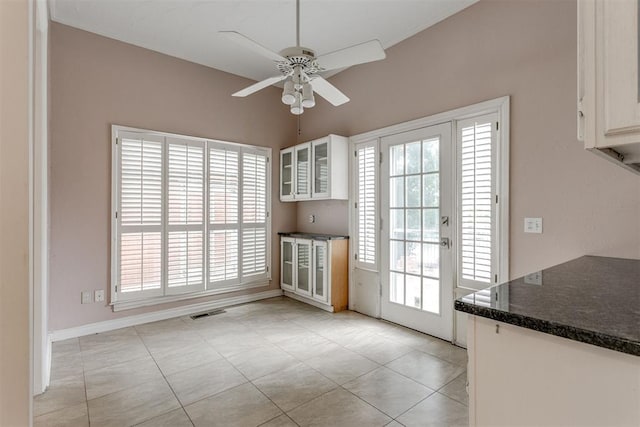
[601,0,640,137]
[312,241,328,302]
[280,148,294,201]
[295,144,311,199]
[312,139,329,198]
[295,240,312,296]
[281,238,295,291]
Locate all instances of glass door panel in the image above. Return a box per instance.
[281,238,295,291]
[313,140,329,197]
[295,239,312,296]
[381,123,453,341]
[387,137,441,313]
[312,241,327,302]
[280,149,293,200]
[295,144,310,198]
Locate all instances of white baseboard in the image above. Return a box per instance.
[49,289,283,342]
[284,291,334,312]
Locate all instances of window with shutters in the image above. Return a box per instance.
[456,113,499,289]
[112,126,271,307]
[355,141,377,268]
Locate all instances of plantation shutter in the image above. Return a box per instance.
[117,132,164,299]
[208,144,240,288]
[457,114,497,288]
[355,141,377,267]
[113,126,272,304]
[166,138,206,294]
[242,149,269,279]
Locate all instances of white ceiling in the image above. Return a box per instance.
[50,0,478,82]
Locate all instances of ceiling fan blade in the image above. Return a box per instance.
[310,76,350,106]
[219,31,286,62]
[233,75,287,97]
[316,39,386,72]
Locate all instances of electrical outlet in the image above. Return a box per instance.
[309,214,315,223]
[81,291,92,304]
[95,289,105,303]
[524,271,543,285]
[524,217,543,234]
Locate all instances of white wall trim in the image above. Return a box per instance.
[350,96,510,144]
[50,289,283,342]
[32,0,50,396]
[112,280,271,312]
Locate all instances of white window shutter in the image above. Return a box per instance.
[166,139,205,293]
[113,127,272,303]
[118,134,163,296]
[458,115,497,288]
[208,146,239,286]
[241,150,268,278]
[356,142,377,266]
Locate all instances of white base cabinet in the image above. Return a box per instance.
[467,316,640,426]
[280,235,348,312]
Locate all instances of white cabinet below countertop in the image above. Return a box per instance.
[467,316,640,426]
[280,234,348,312]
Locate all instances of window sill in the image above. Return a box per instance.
[111,280,271,312]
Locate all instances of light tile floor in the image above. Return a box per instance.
[35,297,469,427]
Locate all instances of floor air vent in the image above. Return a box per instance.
[190,309,226,320]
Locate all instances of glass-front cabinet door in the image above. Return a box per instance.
[295,239,312,296]
[294,143,311,199]
[280,147,294,201]
[312,240,328,302]
[280,237,295,291]
[312,139,329,198]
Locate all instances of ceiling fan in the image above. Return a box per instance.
[220,0,386,115]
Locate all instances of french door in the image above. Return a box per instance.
[380,123,453,340]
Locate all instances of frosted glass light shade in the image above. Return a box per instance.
[282,81,296,105]
[301,83,315,108]
[290,92,304,115]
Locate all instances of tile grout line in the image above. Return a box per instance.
[45,299,468,426]
[132,327,196,427]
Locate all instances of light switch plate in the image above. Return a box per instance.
[81,291,92,304]
[524,217,543,234]
[95,289,105,302]
[524,271,543,285]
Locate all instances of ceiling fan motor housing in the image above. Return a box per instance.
[277,46,323,76]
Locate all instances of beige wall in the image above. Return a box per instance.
[50,0,640,333]
[50,23,297,331]
[0,0,32,424]
[296,0,640,277]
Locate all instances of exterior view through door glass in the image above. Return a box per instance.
[381,123,453,340]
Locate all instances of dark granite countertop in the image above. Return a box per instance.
[455,256,639,356]
[278,231,349,241]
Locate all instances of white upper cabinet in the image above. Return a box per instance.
[578,0,640,175]
[280,135,348,201]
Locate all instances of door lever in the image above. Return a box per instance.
[441,216,449,226]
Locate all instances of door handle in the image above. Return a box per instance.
[440,238,450,249]
[441,216,449,226]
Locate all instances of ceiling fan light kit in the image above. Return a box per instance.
[220,0,386,115]
[282,81,296,105]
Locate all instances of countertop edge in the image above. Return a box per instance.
[454,300,640,357]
